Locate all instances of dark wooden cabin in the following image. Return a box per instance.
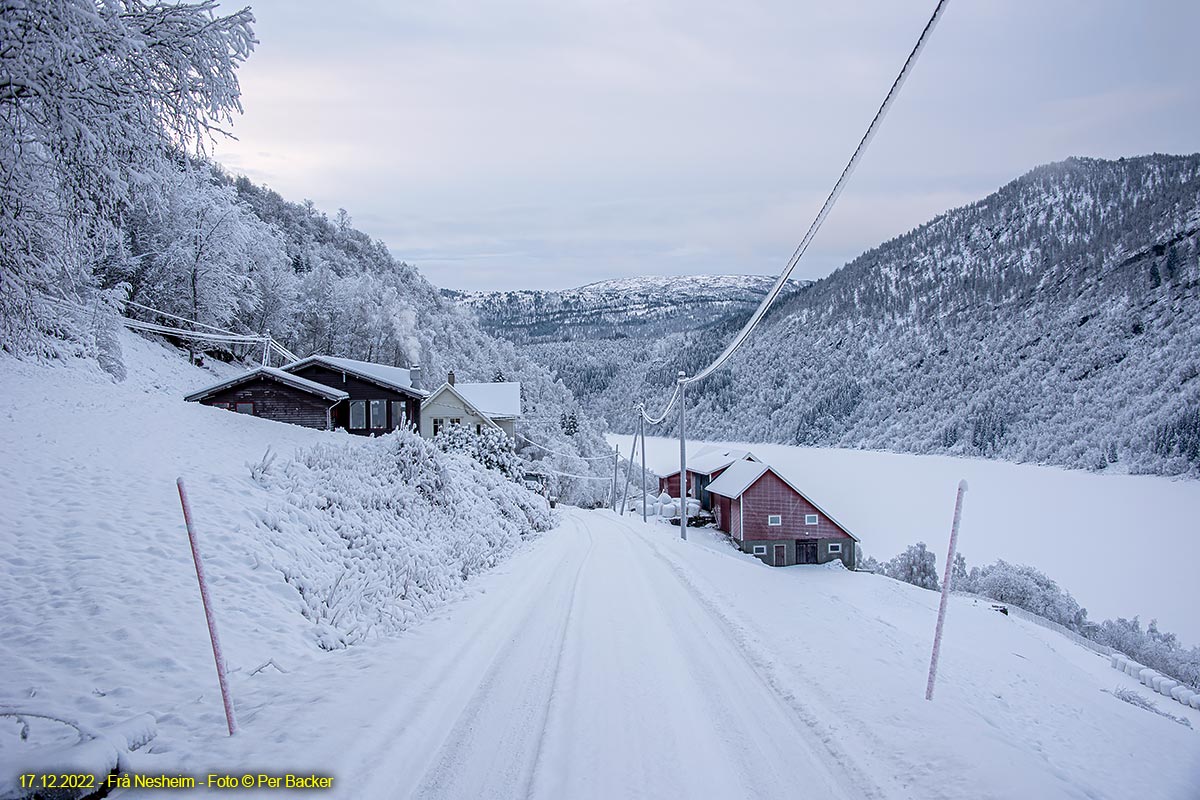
[184,367,349,429]
[281,356,422,435]
[707,460,858,569]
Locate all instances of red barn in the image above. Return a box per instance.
[707,461,857,568]
[657,447,760,510]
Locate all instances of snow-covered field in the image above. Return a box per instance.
[614,435,1200,648]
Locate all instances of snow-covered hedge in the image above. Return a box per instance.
[249,431,552,650]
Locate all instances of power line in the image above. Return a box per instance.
[516,432,614,462]
[640,0,950,422]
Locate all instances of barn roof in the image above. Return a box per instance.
[184,367,350,403]
[659,446,759,478]
[707,460,859,541]
[282,355,421,396]
[705,460,770,498]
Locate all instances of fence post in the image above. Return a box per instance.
[926,479,968,701]
[177,478,238,735]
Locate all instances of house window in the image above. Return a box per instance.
[349,400,366,429]
[805,514,819,526]
[235,402,254,415]
[370,399,387,429]
[828,543,843,554]
[475,423,482,435]
[752,545,767,555]
[433,417,444,436]
[391,401,406,429]
[767,514,782,526]
[451,417,462,427]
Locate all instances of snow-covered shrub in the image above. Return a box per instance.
[250,430,551,650]
[884,542,940,591]
[1091,617,1200,691]
[965,560,1088,631]
[433,423,519,477]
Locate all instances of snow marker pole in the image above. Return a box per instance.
[678,371,687,541]
[640,415,647,523]
[176,478,238,735]
[925,479,968,701]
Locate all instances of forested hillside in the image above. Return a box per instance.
[471,155,1200,476]
[0,0,614,503]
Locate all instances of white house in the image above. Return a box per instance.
[420,371,521,440]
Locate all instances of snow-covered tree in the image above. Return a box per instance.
[966,560,1087,631]
[885,542,940,591]
[433,424,519,478]
[1,0,255,354]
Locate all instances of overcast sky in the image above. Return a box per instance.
[211,0,1200,292]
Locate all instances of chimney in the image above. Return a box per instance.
[448,370,455,386]
[409,363,421,390]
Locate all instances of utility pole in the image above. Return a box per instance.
[640,414,647,523]
[678,371,687,541]
[620,433,635,515]
[612,444,620,512]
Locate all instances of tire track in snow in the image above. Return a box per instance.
[340,523,589,799]
[611,514,889,800]
[407,517,595,800]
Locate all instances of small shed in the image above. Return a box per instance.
[658,447,760,510]
[706,460,858,569]
[184,367,348,429]
[420,372,521,440]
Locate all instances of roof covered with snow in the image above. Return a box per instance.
[184,367,350,403]
[282,355,420,395]
[658,446,759,478]
[429,382,522,419]
[705,460,771,499]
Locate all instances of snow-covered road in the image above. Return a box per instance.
[319,509,861,800]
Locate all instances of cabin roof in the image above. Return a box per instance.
[184,367,350,403]
[282,355,421,396]
[422,381,522,420]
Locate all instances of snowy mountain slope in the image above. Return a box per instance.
[507,155,1200,478]
[615,434,1200,649]
[68,508,1200,800]
[0,331,549,792]
[448,274,806,344]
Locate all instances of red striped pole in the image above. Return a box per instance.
[177,478,238,735]
[926,479,968,701]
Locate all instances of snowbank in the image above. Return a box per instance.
[249,432,551,649]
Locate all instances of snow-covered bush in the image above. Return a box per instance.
[1091,617,1200,691]
[964,560,1087,631]
[433,423,519,478]
[249,430,551,650]
[884,542,940,591]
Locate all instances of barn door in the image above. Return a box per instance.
[773,544,787,567]
[798,541,818,564]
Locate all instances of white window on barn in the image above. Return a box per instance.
[805,514,819,526]
[350,400,367,429]
[752,545,767,555]
[391,401,406,429]
[767,514,782,526]
[828,543,843,554]
[235,402,253,415]
[370,399,387,429]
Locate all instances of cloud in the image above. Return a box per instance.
[211,0,1200,291]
